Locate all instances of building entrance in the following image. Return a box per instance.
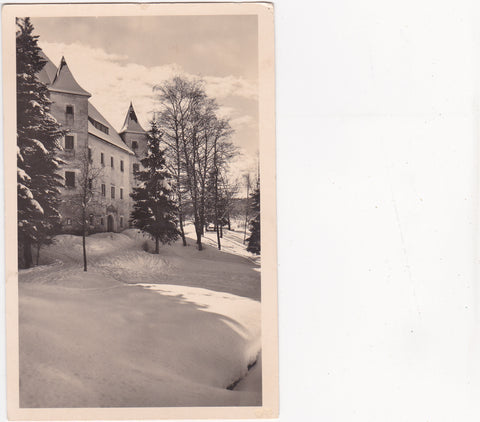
[107,215,114,232]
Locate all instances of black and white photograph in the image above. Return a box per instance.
[4,3,277,420]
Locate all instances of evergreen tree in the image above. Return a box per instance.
[246,183,260,255]
[17,17,64,268]
[130,121,179,253]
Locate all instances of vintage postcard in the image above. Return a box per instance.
[3,3,277,420]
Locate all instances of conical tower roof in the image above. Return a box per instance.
[119,102,145,134]
[50,56,91,97]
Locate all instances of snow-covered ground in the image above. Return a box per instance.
[18,227,261,407]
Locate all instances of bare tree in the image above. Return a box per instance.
[218,173,239,232]
[64,148,104,271]
[155,77,206,247]
[243,174,251,244]
[210,118,234,249]
[155,76,235,251]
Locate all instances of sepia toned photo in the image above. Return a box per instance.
[3,3,277,420]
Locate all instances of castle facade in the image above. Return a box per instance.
[37,53,148,233]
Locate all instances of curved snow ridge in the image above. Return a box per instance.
[135,283,262,388]
[96,251,172,273]
[54,233,136,255]
[18,259,64,275]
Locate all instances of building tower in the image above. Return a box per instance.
[119,102,147,158]
[48,57,92,230]
[119,103,148,199]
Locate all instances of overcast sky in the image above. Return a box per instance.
[32,16,259,180]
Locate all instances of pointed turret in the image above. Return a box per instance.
[50,56,91,97]
[119,102,148,159]
[119,102,145,134]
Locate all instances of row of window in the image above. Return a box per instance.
[64,137,128,173]
[64,171,124,199]
[65,135,139,154]
[99,152,124,171]
[100,183,124,199]
[65,216,125,228]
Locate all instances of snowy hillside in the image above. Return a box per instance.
[18,229,262,407]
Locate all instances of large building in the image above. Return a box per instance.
[38,52,148,233]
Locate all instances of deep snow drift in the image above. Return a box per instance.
[19,228,261,407]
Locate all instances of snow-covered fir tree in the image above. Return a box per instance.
[130,121,179,253]
[246,182,260,255]
[17,17,65,268]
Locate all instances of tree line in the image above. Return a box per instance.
[16,17,260,270]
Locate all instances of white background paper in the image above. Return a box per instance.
[3,0,480,420]
[276,0,480,420]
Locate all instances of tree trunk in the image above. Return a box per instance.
[155,236,159,254]
[227,214,231,231]
[220,224,223,239]
[243,184,250,244]
[199,209,205,236]
[178,213,187,246]
[82,209,87,272]
[194,218,203,250]
[36,243,41,266]
[23,238,33,269]
[216,224,221,250]
[175,134,187,247]
[82,229,87,272]
[177,183,187,246]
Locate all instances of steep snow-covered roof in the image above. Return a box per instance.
[37,50,57,86]
[88,102,135,155]
[119,102,146,134]
[50,56,91,97]
[35,51,135,155]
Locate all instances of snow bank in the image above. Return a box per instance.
[38,232,137,265]
[18,227,262,407]
[137,283,261,375]
[19,272,261,407]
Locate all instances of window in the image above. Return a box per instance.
[120,188,123,200]
[88,147,92,162]
[111,156,114,168]
[133,163,139,173]
[101,152,105,166]
[65,135,74,150]
[66,218,72,225]
[100,217,104,226]
[66,105,74,115]
[111,186,115,199]
[120,160,124,172]
[65,171,75,187]
[89,214,94,225]
[101,183,106,196]
[88,117,109,134]
[88,178,92,190]
[132,141,138,150]
[120,217,124,228]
